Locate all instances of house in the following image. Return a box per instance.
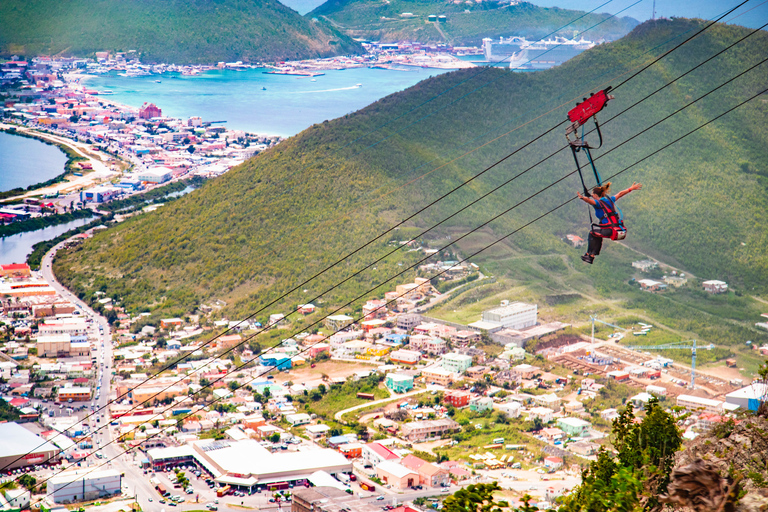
[496,401,522,418]
[0,263,31,278]
[399,419,460,442]
[338,443,363,459]
[297,304,316,315]
[638,279,666,292]
[569,441,599,456]
[451,330,480,345]
[557,417,591,437]
[469,396,493,413]
[664,275,688,287]
[160,318,183,329]
[540,427,565,442]
[376,461,419,490]
[408,335,447,355]
[512,364,540,380]
[285,413,311,426]
[259,355,292,370]
[139,102,162,119]
[534,393,561,409]
[386,373,414,393]
[441,353,474,374]
[601,408,620,421]
[632,260,658,272]
[543,456,563,470]
[305,424,330,439]
[566,234,584,247]
[421,367,453,386]
[702,280,728,293]
[325,315,354,332]
[443,390,471,408]
[362,442,400,467]
[606,370,629,381]
[389,349,421,365]
[527,407,555,423]
[401,455,449,487]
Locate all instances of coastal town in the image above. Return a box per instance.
[0,248,766,512]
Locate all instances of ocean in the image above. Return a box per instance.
[83,67,453,137]
[0,131,68,193]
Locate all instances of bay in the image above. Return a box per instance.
[0,217,94,265]
[0,131,68,193]
[84,67,452,137]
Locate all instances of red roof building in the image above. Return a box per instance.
[0,263,31,278]
[139,102,162,120]
[444,389,471,408]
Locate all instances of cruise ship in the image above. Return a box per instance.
[482,36,596,69]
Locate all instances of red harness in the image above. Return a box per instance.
[592,196,626,241]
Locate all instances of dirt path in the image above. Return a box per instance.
[334,386,439,421]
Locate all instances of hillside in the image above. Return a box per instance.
[309,0,638,45]
[53,19,768,349]
[0,0,362,64]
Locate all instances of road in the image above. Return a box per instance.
[40,239,159,510]
[334,386,442,422]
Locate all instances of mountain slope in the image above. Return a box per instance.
[0,0,362,64]
[53,20,768,331]
[309,0,638,45]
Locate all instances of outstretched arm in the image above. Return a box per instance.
[615,182,642,200]
[576,191,597,206]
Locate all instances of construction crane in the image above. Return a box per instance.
[589,315,627,344]
[626,340,714,389]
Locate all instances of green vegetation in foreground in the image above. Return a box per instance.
[0,128,86,202]
[311,0,638,45]
[0,209,94,238]
[0,0,362,64]
[54,20,768,337]
[0,398,20,423]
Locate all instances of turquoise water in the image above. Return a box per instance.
[84,67,452,137]
[0,131,69,193]
[0,217,93,265]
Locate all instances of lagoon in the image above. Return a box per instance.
[83,67,452,137]
[0,217,94,265]
[0,131,68,193]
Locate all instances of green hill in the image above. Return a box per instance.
[309,0,638,45]
[0,0,362,64]
[53,19,768,350]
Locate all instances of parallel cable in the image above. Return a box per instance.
[28,79,768,506]
[10,2,759,474]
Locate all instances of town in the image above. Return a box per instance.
[0,251,766,512]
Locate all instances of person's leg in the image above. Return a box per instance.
[587,231,603,256]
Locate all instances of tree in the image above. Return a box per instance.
[560,398,682,512]
[17,474,37,492]
[442,482,508,512]
[269,433,281,443]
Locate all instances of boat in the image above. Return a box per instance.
[155,80,162,83]
[311,79,316,82]
[262,87,267,91]
[356,83,362,87]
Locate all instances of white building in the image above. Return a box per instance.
[441,352,473,374]
[389,349,421,365]
[702,280,728,293]
[725,383,768,412]
[480,302,537,330]
[527,407,555,423]
[676,394,724,413]
[47,469,122,503]
[495,401,522,418]
[285,413,311,426]
[136,167,172,183]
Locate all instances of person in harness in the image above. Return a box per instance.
[577,181,642,264]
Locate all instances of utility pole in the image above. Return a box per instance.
[652,0,657,20]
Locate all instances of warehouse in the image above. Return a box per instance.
[0,422,60,470]
[47,469,122,503]
[147,439,352,492]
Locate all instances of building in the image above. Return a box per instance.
[47,469,122,503]
[557,417,591,436]
[543,456,563,470]
[676,394,724,413]
[638,279,666,291]
[0,263,31,278]
[389,349,421,365]
[408,335,447,355]
[664,275,688,287]
[376,461,418,489]
[285,413,311,426]
[260,355,292,370]
[396,314,421,331]
[401,455,449,487]
[292,486,363,512]
[725,383,768,412]
[481,302,537,329]
[58,387,91,402]
[399,419,460,442]
[36,335,71,357]
[512,364,540,380]
[361,442,400,467]
[469,396,493,413]
[421,367,453,386]
[441,352,473,374]
[386,373,414,393]
[338,443,363,459]
[136,167,172,184]
[646,384,667,397]
[147,439,352,492]
[528,407,555,423]
[38,317,88,337]
[451,330,480,345]
[496,401,522,418]
[0,422,60,469]
[325,315,354,332]
[443,390,471,408]
[632,260,658,272]
[138,102,162,119]
[702,280,728,293]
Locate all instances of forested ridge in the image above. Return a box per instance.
[309,0,638,45]
[0,0,362,64]
[53,20,768,329]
